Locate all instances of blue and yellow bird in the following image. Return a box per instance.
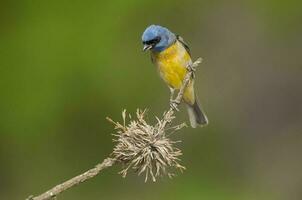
[142,25,208,128]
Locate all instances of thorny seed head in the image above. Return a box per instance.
[107,109,186,182]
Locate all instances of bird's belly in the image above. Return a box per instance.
[152,41,192,89]
[158,61,187,89]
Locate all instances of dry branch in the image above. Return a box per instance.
[26,158,115,200]
[26,58,202,200]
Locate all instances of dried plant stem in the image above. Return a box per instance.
[26,58,202,200]
[27,158,116,200]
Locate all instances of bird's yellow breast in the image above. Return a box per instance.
[151,41,192,89]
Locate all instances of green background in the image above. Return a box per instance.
[1,0,302,199]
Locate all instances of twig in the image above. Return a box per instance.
[26,158,116,200]
[26,58,202,200]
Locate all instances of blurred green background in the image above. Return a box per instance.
[1,0,302,199]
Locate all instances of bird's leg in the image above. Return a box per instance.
[169,87,175,102]
[186,58,203,78]
[169,87,180,111]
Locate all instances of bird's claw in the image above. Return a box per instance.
[170,99,180,111]
[186,63,196,78]
[187,63,196,72]
[186,58,203,78]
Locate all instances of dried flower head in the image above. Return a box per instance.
[107,109,186,182]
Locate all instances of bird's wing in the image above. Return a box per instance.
[176,35,191,56]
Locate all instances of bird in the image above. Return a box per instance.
[141,24,208,128]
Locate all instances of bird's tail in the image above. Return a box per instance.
[186,100,208,128]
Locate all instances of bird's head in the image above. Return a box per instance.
[142,25,176,52]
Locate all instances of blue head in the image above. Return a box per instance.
[142,25,176,52]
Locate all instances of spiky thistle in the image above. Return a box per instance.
[107,109,186,182]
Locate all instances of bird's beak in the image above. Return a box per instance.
[143,44,153,52]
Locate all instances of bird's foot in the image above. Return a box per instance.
[186,58,203,78]
[170,99,180,111]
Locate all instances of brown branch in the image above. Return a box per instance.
[26,58,202,200]
[27,158,116,200]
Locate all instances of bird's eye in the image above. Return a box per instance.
[144,36,161,45]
